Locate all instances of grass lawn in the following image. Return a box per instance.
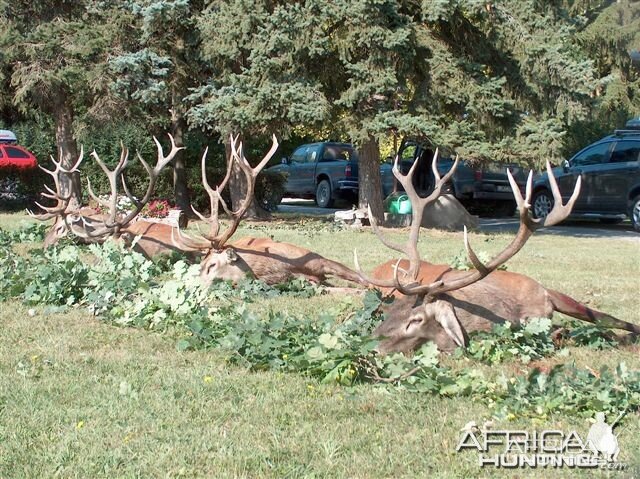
[0,211,639,478]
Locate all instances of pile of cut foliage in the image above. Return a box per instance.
[1,223,638,422]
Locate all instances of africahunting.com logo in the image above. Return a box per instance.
[456,412,629,470]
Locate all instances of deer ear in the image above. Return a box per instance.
[225,248,238,262]
[431,300,467,348]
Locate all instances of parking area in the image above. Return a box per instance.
[278,198,639,241]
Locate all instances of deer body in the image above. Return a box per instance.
[174,135,365,289]
[355,148,638,354]
[121,221,192,259]
[200,236,367,286]
[42,208,187,259]
[33,135,191,259]
[371,259,639,353]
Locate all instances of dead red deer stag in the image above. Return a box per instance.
[355,150,640,354]
[172,135,367,288]
[32,135,188,259]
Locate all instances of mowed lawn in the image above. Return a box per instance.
[0,212,639,478]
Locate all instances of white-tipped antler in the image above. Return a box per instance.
[172,134,279,252]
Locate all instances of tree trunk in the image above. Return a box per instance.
[52,92,81,209]
[226,134,271,220]
[170,91,190,212]
[358,134,385,224]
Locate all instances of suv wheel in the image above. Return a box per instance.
[532,189,554,219]
[315,179,334,208]
[631,195,640,232]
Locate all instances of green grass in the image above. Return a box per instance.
[0,211,639,478]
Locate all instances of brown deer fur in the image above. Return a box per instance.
[200,236,367,286]
[44,211,192,260]
[371,259,640,354]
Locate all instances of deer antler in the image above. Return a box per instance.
[374,156,581,299]
[353,149,459,286]
[28,148,84,220]
[173,134,279,252]
[68,134,183,241]
[363,151,581,298]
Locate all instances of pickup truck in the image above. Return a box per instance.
[268,142,393,208]
[269,140,527,216]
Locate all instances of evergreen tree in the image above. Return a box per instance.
[190,1,330,215]
[566,0,640,153]
[109,0,207,211]
[313,0,416,221]
[0,0,126,206]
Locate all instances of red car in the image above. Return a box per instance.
[0,130,37,170]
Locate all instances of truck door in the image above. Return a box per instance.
[287,145,311,195]
[298,145,319,195]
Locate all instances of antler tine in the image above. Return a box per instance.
[85,176,110,209]
[68,137,179,243]
[209,134,279,249]
[371,149,460,280]
[113,134,184,232]
[181,135,244,250]
[30,201,69,219]
[151,134,181,173]
[354,148,460,288]
[31,147,85,222]
[393,163,581,298]
[187,147,224,243]
[177,134,279,253]
[542,161,581,227]
[41,184,71,203]
[170,223,212,252]
[367,204,407,255]
[89,145,128,230]
[353,249,404,288]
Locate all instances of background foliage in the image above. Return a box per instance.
[1,0,638,208]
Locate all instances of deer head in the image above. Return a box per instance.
[356,149,581,354]
[373,294,467,354]
[62,134,184,244]
[172,134,279,285]
[33,135,183,248]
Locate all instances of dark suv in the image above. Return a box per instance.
[532,119,640,231]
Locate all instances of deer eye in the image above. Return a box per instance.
[207,262,217,273]
[406,317,424,331]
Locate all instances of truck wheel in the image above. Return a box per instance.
[631,195,640,232]
[532,189,553,219]
[315,179,334,208]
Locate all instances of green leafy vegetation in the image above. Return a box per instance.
[457,318,556,365]
[1,222,638,426]
[0,216,638,477]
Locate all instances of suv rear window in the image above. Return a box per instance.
[610,140,640,163]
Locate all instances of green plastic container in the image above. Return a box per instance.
[384,193,412,214]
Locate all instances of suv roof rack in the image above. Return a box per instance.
[0,130,17,144]
[614,129,640,136]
